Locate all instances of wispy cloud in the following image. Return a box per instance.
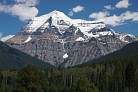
[72,5,84,13]
[14,0,39,6]
[115,0,131,9]
[68,11,73,16]
[0,0,39,21]
[89,11,138,26]
[120,11,138,21]
[89,11,110,20]
[104,5,114,10]
[104,0,131,11]
[68,5,84,16]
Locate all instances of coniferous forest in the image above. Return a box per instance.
[0,55,137,92]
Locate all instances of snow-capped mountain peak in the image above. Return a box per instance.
[43,10,74,26]
[20,10,137,43]
[6,10,138,67]
[22,10,106,34]
[23,10,74,33]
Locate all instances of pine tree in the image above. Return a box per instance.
[125,61,136,91]
[17,64,49,92]
[75,75,98,92]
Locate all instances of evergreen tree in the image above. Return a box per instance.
[75,75,98,92]
[17,64,49,92]
[125,61,136,91]
[0,70,3,86]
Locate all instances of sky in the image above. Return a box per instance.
[0,0,138,40]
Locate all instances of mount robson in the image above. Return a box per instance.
[5,10,138,67]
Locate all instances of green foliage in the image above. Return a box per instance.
[74,75,98,92]
[17,64,49,92]
[125,61,137,91]
[0,59,137,92]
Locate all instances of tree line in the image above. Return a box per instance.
[0,57,137,92]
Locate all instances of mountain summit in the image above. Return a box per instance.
[23,10,73,33]
[6,10,138,67]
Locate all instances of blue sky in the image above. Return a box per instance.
[0,0,138,38]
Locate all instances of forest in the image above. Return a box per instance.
[0,56,137,92]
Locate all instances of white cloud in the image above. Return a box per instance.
[14,0,39,6]
[68,11,73,16]
[120,11,138,21]
[115,0,131,9]
[1,35,14,42]
[72,5,84,13]
[89,11,110,20]
[104,5,114,10]
[89,11,138,26]
[68,5,84,16]
[99,15,122,26]
[0,0,39,21]
[11,4,38,21]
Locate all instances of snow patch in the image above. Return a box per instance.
[63,53,68,59]
[76,37,85,41]
[24,36,32,43]
[73,19,106,34]
[1,35,14,42]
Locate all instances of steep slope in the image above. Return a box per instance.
[0,41,53,69]
[80,41,138,67]
[99,41,138,61]
[6,10,138,67]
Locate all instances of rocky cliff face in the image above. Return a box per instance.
[6,10,138,67]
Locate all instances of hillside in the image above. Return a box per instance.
[0,41,53,69]
[97,41,138,62]
[76,41,138,68]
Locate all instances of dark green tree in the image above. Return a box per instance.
[125,61,136,91]
[75,75,98,92]
[0,70,3,86]
[16,64,49,92]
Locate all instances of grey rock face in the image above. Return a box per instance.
[6,28,136,67]
[5,10,138,67]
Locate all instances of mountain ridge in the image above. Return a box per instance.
[78,41,138,67]
[6,10,138,67]
[0,41,54,69]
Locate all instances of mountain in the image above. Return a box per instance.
[96,41,138,63]
[78,41,138,67]
[6,10,138,67]
[0,41,53,69]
